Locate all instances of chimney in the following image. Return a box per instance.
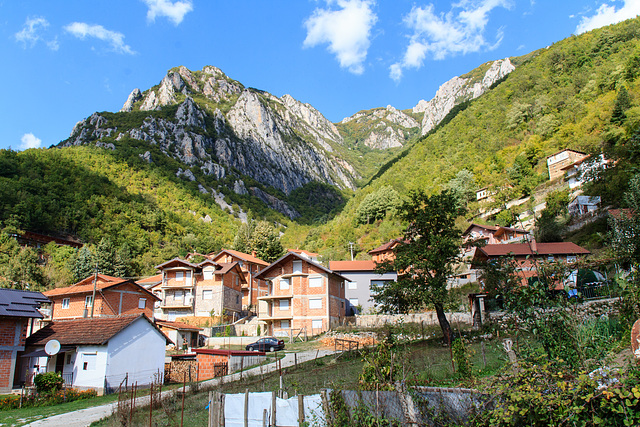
[251,250,257,257]
[530,239,538,253]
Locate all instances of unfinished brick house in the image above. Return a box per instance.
[209,249,269,314]
[152,258,245,323]
[43,274,159,321]
[0,289,49,393]
[255,252,347,336]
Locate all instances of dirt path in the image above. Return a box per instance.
[26,349,337,427]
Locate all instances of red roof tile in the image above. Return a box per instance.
[26,314,167,346]
[155,319,203,331]
[44,274,126,297]
[211,249,269,266]
[368,239,405,254]
[329,260,378,271]
[478,242,590,257]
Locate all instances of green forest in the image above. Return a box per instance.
[3,17,640,289]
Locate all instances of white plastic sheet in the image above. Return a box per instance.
[223,392,325,427]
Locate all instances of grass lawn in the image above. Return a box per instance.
[0,393,119,427]
[91,333,509,426]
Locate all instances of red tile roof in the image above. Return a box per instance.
[211,249,269,266]
[462,224,499,236]
[368,239,404,254]
[155,319,203,332]
[329,260,378,271]
[256,252,349,282]
[26,314,168,346]
[44,274,126,297]
[287,248,319,257]
[477,242,590,257]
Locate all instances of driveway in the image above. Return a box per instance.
[26,348,336,427]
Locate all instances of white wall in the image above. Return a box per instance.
[73,345,109,391]
[105,317,166,389]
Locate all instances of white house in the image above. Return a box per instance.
[568,196,601,217]
[24,314,170,394]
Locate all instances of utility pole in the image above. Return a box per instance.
[348,242,355,261]
[90,262,98,318]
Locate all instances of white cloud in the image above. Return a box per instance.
[390,0,512,81]
[20,133,42,150]
[575,0,640,34]
[15,16,58,50]
[303,0,378,75]
[64,22,135,54]
[142,0,193,25]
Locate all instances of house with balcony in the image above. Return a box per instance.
[152,258,245,323]
[209,249,269,314]
[43,274,158,321]
[255,252,347,336]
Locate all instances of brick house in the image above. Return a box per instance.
[368,239,405,263]
[152,258,246,323]
[209,249,269,313]
[471,241,591,287]
[546,149,588,181]
[43,274,159,321]
[194,349,264,380]
[0,289,49,393]
[255,252,347,336]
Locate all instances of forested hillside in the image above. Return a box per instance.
[3,17,640,287]
[282,18,640,260]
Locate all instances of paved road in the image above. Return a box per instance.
[26,349,336,427]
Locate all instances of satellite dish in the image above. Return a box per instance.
[44,339,61,356]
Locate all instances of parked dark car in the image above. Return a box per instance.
[246,337,285,352]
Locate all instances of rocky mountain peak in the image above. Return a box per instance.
[413,58,515,135]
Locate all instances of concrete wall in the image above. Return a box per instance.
[355,311,473,328]
[340,271,397,314]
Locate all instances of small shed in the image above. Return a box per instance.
[195,349,265,381]
[155,319,203,350]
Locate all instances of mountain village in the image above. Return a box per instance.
[3,12,640,427]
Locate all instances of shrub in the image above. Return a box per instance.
[34,372,64,395]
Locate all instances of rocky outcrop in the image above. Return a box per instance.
[121,88,142,112]
[340,105,418,149]
[249,187,300,219]
[413,58,515,135]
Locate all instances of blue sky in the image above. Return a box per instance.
[1,0,639,151]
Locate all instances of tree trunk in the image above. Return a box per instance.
[434,302,454,344]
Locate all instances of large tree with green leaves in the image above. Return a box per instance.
[232,220,284,263]
[373,189,464,344]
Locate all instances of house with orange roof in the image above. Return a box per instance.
[329,260,396,315]
[368,239,405,263]
[255,252,347,336]
[43,274,159,321]
[471,241,591,287]
[209,249,269,313]
[152,258,246,323]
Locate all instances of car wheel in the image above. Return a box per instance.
[270,346,275,352]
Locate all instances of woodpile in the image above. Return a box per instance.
[319,331,378,348]
[165,359,198,383]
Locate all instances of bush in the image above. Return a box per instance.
[34,372,64,395]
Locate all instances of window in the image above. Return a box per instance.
[202,290,213,300]
[349,298,359,306]
[371,279,394,289]
[280,278,290,290]
[174,290,183,302]
[547,256,555,262]
[82,353,96,371]
[347,281,357,290]
[185,270,192,280]
[309,298,322,309]
[280,320,290,329]
[85,295,93,308]
[203,269,214,280]
[62,298,70,309]
[309,277,322,288]
[279,299,290,310]
[66,354,72,365]
[236,295,240,304]
[175,271,184,281]
[293,260,302,274]
[566,255,577,263]
[312,319,322,330]
[138,298,146,309]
